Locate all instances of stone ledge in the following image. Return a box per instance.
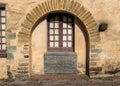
[44,52,77,56]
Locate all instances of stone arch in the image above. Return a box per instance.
[18,0,100,43]
[17,0,100,76]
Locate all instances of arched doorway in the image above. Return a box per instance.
[18,0,100,77]
[31,12,89,75]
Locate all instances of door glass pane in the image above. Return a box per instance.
[50,22,54,28]
[63,36,67,41]
[50,36,54,41]
[63,23,67,28]
[50,18,54,22]
[2,38,6,43]
[68,42,72,47]
[55,36,58,41]
[68,23,72,28]
[0,45,1,49]
[48,14,74,51]
[63,29,67,34]
[55,29,58,34]
[55,42,59,47]
[50,42,54,47]
[68,36,72,41]
[1,10,5,16]
[50,29,54,34]
[2,24,6,30]
[68,18,72,22]
[63,16,67,21]
[2,44,6,50]
[55,16,59,21]
[2,31,5,36]
[0,32,1,36]
[55,23,59,28]
[1,17,5,23]
[63,42,67,47]
[68,29,72,34]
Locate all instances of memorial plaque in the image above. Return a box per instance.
[44,52,77,74]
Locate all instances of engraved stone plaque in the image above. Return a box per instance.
[44,52,77,74]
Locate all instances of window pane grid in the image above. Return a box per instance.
[0,9,6,51]
[48,14,74,51]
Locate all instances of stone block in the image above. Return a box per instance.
[91,54,98,57]
[44,52,77,74]
[18,39,29,43]
[7,53,14,60]
[90,62,97,66]
[90,57,99,61]
[17,71,29,73]
[7,33,16,39]
[90,45,95,48]
[19,59,29,62]
[91,49,103,53]
[15,74,29,79]
[18,67,28,71]
[20,51,29,54]
[18,63,29,66]
[7,46,16,52]
[90,67,102,72]
[24,55,29,58]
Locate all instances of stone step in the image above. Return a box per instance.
[30,74,89,80]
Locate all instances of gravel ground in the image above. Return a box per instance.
[0,76,120,86]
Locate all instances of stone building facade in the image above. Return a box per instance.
[0,0,120,79]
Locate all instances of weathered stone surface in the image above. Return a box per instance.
[15,73,29,79]
[20,51,29,54]
[0,58,7,79]
[44,52,77,74]
[90,62,97,66]
[7,33,16,39]
[18,63,29,66]
[90,57,99,61]
[0,53,7,58]
[91,49,103,53]
[0,0,119,79]
[7,53,14,60]
[91,54,98,57]
[18,67,28,71]
[7,46,17,52]
[18,39,29,43]
[17,71,29,73]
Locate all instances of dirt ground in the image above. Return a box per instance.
[0,76,120,86]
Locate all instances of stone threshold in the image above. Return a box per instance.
[30,74,89,80]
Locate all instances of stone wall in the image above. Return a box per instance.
[0,58,7,79]
[0,0,120,79]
